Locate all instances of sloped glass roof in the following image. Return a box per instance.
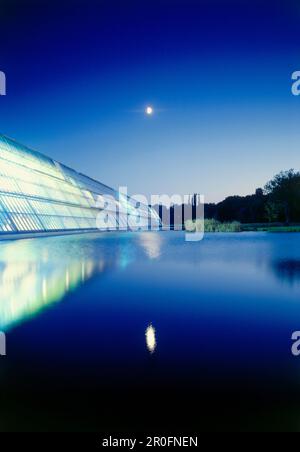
[0,133,160,235]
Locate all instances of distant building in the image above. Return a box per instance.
[0,133,160,238]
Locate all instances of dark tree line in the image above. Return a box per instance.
[155,169,300,226]
[206,169,300,224]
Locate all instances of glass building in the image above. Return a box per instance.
[0,133,160,237]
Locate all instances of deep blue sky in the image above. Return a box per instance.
[1,0,300,202]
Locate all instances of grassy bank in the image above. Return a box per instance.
[185,220,300,233]
[242,224,300,232]
[185,219,242,232]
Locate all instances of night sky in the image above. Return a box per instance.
[1,0,300,202]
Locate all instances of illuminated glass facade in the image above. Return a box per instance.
[0,133,160,236]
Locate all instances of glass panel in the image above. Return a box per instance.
[0,133,160,234]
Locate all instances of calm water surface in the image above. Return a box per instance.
[1,231,300,432]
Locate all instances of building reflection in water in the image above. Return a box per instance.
[145,324,157,354]
[0,238,108,332]
[139,232,162,260]
[0,233,160,332]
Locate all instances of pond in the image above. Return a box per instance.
[1,231,300,432]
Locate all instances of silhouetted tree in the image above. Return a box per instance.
[154,171,300,226]
[214,190,267,223]
[264,169,300,223]
[264,201,283,222]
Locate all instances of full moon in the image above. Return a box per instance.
[146,106,153,115]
